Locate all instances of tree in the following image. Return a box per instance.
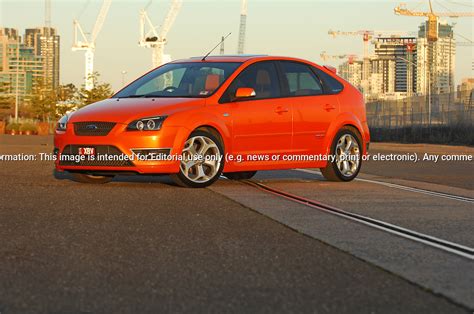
[56,83,79,117]
[57,83,77,102]
[28,77,57,122]
[77,72,114,108]
[0,82,14,120]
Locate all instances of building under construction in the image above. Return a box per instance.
[369,36,418,100]
[416,21,455,96]
[338,59,363,91]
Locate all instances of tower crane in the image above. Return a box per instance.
[72,0,112,91]
[328,29,415,97]
[394,0,473,99]
[139,0,183,68]
[237,0,248,54]
[394,0,474,42]
[320,52,359,64]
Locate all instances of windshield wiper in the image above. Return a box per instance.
[119,94,146,98]
[118,94,196,99]
[118,94,171,98]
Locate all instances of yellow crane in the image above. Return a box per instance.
[394,0,474,42]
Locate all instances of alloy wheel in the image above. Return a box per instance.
[335,133,360,177]
[180,135,222,183]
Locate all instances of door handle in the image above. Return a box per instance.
[275,106,289,114]
[324,103,336,111]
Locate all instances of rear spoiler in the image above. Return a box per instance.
[324,65,337,74]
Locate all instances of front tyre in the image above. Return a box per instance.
[171,131,224,188]
[321,127,362,182]
[70,173,114,184]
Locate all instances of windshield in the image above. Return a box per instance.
[113,62,242,98]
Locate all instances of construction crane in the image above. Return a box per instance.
[237,0,248,54]
[139,0,183,68]
[394,0,473,103]
[328,30,416,59]
[72,0,112,90]
[405,42,416,97]
[320,51,359,64]
[43,0,52,89]
[328,29,415,97]
[44,0,51,33]
[455,32,473,46]
[328,30,373,97]
[394,0,474,42]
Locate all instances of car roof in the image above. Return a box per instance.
[171,55,266,63]
[171,55,315,64]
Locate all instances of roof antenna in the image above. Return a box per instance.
[202,32,231,61]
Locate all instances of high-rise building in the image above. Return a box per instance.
[24,27,60,90]
[416,21,455,96]
[338,59,363,91]
[1,28,19,41]
[369,37,417,100]
[0,28,43,99]
[456,77,474,106]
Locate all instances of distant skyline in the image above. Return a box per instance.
[1,0,472,91]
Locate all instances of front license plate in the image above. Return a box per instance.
[78,147,96,156]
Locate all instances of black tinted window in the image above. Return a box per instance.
[280,61,323,96]
[220,62,280,102]
[313,67,344,94]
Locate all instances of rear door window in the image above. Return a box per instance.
[279,61,323,96]
[312,67,344,94]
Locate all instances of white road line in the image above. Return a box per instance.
[295,169,474,204]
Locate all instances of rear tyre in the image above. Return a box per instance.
[320,127,362,182]
[224,171,257,180]
[171,130,224,188]
[70,173,114,184]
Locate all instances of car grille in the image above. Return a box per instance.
[74,121,116,136]
[59,145,134,167]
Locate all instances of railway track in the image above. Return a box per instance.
[244,180,474,261]
[296,169,474,204]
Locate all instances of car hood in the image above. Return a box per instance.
[68,98,206,124]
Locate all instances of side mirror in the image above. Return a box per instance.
[235,87,256,99]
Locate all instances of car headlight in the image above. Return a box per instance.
[56,115,68,131]
[127,116,167,131]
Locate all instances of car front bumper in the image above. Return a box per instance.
[54,123,188,174]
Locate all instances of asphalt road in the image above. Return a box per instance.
[0,135,471,313]
[362,143,474,190]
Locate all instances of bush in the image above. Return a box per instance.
[6,122,20,132]
[20,122,38,133]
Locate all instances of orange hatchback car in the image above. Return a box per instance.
[54,55,370,188]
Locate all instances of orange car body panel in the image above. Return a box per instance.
[55,55,370,174]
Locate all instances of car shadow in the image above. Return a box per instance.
[53,169,324,187]
[53,169,179,186]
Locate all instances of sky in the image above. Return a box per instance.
[0,0,473,91]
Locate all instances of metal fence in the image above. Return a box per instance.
[366,91,474,145]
